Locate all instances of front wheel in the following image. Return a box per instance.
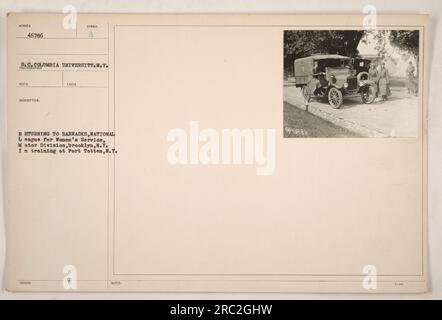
[361,85,376,104]
[328,87,343,109]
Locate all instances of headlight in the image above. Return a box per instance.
[343,82,348,88]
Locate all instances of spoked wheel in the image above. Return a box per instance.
[361,85,376,104]
[328,87,343,109]
[302,86,311,102]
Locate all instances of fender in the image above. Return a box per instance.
[357,79,377,93]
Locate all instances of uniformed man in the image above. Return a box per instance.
[406,61,415,94]
[378,62,390,101]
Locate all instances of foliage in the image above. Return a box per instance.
[284,30,365,58]
[370,30,388,59]
[389,30,419,59]
[283,30,420,77]
[284,30,365,75]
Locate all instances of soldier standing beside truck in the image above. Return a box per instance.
[406,61,416,94]
[378,62,391,101]
[368,63,379,96]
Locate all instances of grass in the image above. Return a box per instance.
[283,102,361,138]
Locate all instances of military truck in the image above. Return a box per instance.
[294,54,377,108]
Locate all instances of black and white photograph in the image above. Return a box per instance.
[283,29,420,138]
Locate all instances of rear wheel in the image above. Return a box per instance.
[302,86,311,102]
[328,87,343,109]
[361,85,376,104]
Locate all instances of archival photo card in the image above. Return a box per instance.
[5,13,428,293]
[283,29,421,138]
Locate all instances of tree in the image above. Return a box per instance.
[389,30,419,60]
[370,30,389,60]
[284,30,365,76]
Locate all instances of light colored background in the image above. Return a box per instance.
[0,0,441,299]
